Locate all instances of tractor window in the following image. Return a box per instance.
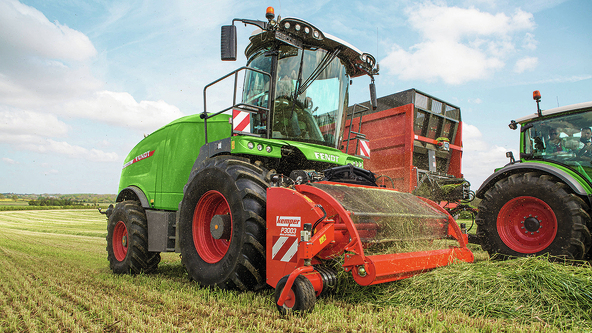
[272,47,348,148]
[523,109,592,182]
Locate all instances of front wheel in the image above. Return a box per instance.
[274,275,316,315]
[477,173,591,260]
[106,200,161,273]
[178,156,268,291]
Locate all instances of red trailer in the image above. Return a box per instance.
[344,89,471,205]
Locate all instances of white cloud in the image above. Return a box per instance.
[0,0,100,108]
[2,157,17,164]
[0,108,69,138]
[0,0,96,61]
[61,91,184,133]
[380,3,535,84]
[514,56,538,73]
[17,139,119,163]
[461,123,517,188]
[522,32,538,50]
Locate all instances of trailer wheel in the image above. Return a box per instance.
[179,156,267,291]
[274,275,316,315]
[107,200,161,273]
[477,172,591,260]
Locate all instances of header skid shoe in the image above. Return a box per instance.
[266,181,474,314]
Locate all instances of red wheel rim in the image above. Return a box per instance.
[282,289,296,309]
[497,196,557,254]
[193,190,232,263]
[113,220,128,261]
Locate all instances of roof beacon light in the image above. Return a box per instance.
[266,7,275,21]
[533,90,542,117]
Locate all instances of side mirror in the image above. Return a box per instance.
[221,25,237,61]
[369,81,378,110]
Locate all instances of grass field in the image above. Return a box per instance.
[0,210,590,332]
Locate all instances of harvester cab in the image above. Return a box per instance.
[105,7,474,315]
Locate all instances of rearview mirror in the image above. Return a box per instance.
[221,25,237,61]
[369,81,377,110]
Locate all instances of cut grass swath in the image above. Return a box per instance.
[0,209,590,332]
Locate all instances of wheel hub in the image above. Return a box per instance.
[210,214,231,240]
[523,217,541,232]
[121,235,127,247]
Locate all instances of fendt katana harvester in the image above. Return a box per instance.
[476,90,592,261]
[102,7,473,314]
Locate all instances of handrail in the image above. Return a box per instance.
[202,66,272,143]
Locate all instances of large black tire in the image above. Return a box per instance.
[476,172,591,260]
[178,156,268,291]
[107,200,161,273]
[274,275,316,315]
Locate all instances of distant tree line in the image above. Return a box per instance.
[28,197,85,206]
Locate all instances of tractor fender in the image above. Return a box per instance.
[475,162,589,199]
[116,186,150,208]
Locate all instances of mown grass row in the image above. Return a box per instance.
[0,210,590,332]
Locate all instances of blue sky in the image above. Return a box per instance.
[1,0,591,194]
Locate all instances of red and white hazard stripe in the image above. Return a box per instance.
[359,139,370,158]
[271,236,298,263]
[232,109,251,133]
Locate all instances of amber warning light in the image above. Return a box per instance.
[533,90,541,101]
[266,7,275,20]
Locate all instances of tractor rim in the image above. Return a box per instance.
[193,190,232,263]
[497,196,557,254]
[113,220,128,261]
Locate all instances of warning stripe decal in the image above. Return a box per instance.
[359,139,370,157]
[232,109,251,133]
[272,236,298,263]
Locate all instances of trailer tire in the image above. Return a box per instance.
[274,275,316,315]
[476,172,591,260]
[107,200,161,274]
[178,155,267,291]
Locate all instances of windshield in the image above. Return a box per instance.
[524,109,592,182]
[243,45,349,148]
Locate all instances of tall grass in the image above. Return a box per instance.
[0,210,590,332]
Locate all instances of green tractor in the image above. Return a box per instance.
[476,90,592,260]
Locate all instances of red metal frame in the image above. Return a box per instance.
[342,101,464,194]
[266,182,474,307]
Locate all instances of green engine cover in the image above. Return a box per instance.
[118,113,232,210]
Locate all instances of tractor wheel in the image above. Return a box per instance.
[477,172,591,260]
[106,200,161,273]
[274,275,316,315]
[178,155,268,291]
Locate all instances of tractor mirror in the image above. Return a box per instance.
[369,81,378,110]
[221,25,237,61]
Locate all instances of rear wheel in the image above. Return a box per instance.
[178,156,268,290]
[477,173,591,260]
[107,200,161,273]
[274,275,316,315]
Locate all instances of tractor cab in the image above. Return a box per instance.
[511,92,592,183]
[217,8,378,151]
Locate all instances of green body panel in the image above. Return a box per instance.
[118,114,232,210]
[231,136,364,168]
[518,159,592,194]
